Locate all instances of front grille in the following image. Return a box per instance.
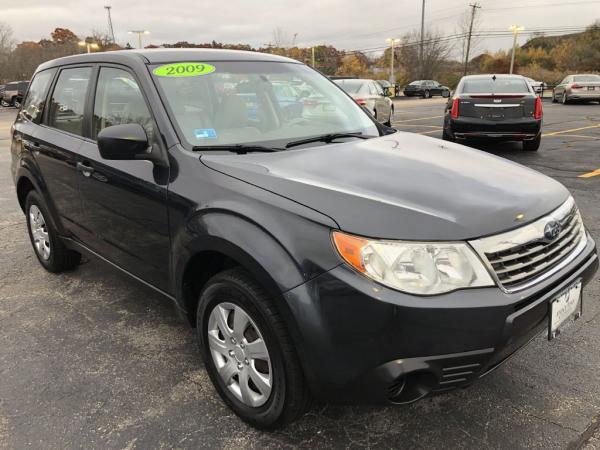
[470,197,587,292]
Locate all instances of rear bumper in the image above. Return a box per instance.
[569,93,600,101]
[448,117,541,141]
[284,236,597,404]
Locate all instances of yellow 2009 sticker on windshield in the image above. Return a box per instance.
[153,62,215,77]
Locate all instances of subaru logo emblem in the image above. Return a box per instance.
[544,220,561,240]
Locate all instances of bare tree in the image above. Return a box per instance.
[398,29,452,80]
[272,28,293,49]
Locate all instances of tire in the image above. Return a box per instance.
[14,98,21,109]
[442,89,450,98]
[562,92,569,104]
[442,128,454,142]
[384,106,393,127]
[523,135,541,151]
[373,109,378,121]
[0,99,8,107]
[197,268,310,430]
[423,90,430,98]
[25,191,81,272]
[552,91,558,103]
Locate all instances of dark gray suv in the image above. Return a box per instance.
[11,49,598,429]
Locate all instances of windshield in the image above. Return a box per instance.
[461,77,530,94]
[574,75,600,82]
[333,79,365,94]
[152,61,378,149]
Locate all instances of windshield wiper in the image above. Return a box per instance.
[285,132,371,149]
[192,144,282,154]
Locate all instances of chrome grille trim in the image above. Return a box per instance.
[469,197,587,293]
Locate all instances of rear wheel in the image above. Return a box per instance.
[197,268,310,430]
[25,191,81,272]
[523,135,541,151]
[442,128,454,142]
[13,98,21,109]
[384,106,393,126]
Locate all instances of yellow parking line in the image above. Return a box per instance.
[578,168,600,179]
[545,134,599,140]
[394,115,444,123]
[543,124,600,137]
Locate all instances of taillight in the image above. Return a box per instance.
[572,84,583,89]
[355,98,367,106]
[450,98,459,119]
[534,96,542,120]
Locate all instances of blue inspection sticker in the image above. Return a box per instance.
[194,128,217,139]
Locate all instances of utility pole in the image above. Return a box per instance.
[419,0,426,78]
[509,25,524,74]
[311,47,316,67]
[386,38,400,84]
[463,3,481,76]
[104,6,115,44]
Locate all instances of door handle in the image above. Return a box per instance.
[76,162,94,178]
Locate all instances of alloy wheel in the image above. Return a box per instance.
[29,204,51,260]
[207,302,272,407]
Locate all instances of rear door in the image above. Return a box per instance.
[34,66,92,237]
[77,65,171,291]
[372,81,390,118]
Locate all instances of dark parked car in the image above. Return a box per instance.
[403,79,450,98]
[1,80,29,107]
[443,74,543,151]
[11,50,598,430]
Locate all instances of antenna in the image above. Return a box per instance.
[104,6,116,44]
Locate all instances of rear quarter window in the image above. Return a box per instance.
[21,70,56,122]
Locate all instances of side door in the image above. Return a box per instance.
[431,81,442,96]
[77,65,171,292]
[34,66,93,238]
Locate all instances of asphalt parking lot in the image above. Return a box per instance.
[1,98,600,449]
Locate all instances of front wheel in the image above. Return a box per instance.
[13,98,21,109]
[523,135,541,151]
[562,92,569,104]
[197,268,310,430]
[442,90,450,98]
[552,91,558,103]
[423,90,430,98]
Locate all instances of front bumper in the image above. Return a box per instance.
[283,236,597,404]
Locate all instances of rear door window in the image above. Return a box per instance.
[48,67,92,136]
[21,69,56,122]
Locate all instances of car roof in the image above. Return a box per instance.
[36,48,300,71]
[462,74,526,79]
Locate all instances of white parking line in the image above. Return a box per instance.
[393,115,444,123]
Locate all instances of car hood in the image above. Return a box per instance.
[201,132,569,240]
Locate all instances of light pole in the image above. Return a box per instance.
[78,39,99,53]
[128,30,150,49]
[386,38,400,84]
[509,25,524,74]
[311,47,316,67]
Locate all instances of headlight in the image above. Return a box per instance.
[332,231,495,295]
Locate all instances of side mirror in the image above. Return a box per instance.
[97,123,151,161]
